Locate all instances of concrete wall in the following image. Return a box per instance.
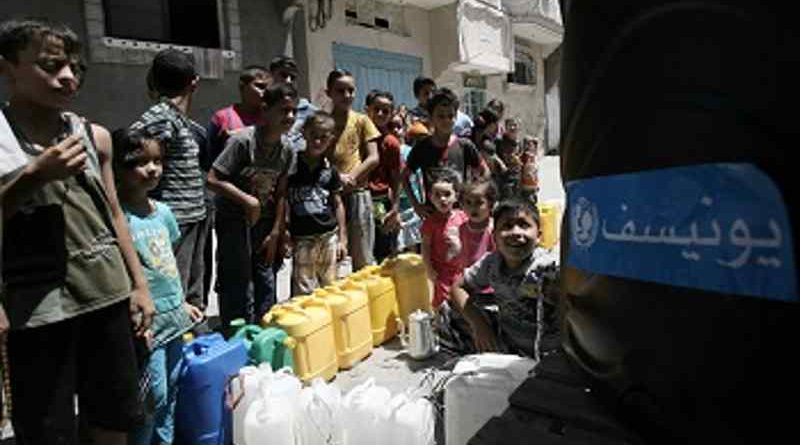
[302,0,433,107]
[428,3,459,80]
[1,0,288,130]
[434,40,547,143]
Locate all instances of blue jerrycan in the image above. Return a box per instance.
[175,333,248,445]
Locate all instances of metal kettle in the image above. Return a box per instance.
[398,310,439,360]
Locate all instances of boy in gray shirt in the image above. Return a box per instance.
[451,198,559,360]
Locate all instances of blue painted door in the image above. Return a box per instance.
[332,43,423,112]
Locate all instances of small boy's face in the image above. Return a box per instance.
[417,84,434,106]
[2,35,82,111]
[121,140,163,193]
[430,104,456,136]
[429,181,457,214]
[463,189,491,224]
[264,96,297,133]
[388,115,404,139]
[494,210,538,265]
[303,124,334,159]
[327,76,356,110]
[240,73,270,110]
[367,96,393,129]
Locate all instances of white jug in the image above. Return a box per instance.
[243,367,302,445]
[385,392,436,445]
[295,378,344,445]
[231,364,273,445]
[444,354,536,445]
[342,378,392,445]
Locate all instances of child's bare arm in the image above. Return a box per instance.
[451,275,497,352]
[260,173,288,265]
[421,231,437,282]
[207,168,260,225]
[1,134,86,219]
[94,124,155,335]
[334,191,348,258]
[346,139,379,187]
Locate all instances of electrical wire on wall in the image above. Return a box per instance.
[308,0,333,31]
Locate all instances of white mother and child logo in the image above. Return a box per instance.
[571,197,599,249]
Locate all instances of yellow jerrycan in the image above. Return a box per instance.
[314,283,373,369]
[351,269,399,346]
[381,253,432,326]
[262,298,338,382]
[537,201,561,250]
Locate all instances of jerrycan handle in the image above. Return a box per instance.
[224,373,245,411]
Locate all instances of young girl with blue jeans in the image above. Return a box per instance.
[113,129,203,445]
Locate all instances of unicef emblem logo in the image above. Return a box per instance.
[571,197,599,248]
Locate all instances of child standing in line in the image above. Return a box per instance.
[402,88,488,220]
[1,19,154,443]
[451,199,559,359]
[207,83,296,328]
[494,134,523,202]
[112,129,203,445]
[460,179,497,269]
[421,167,468,309]
[396,120,427,253]
[325,70,381,270]
[278,111,347,295]
[365,90,403,262]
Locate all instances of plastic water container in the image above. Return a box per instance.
[353,270,399,346]
[243,368,302,445]
[536,202,560,249]
[313,282,373,369]
[295,378,344,445]
[444,354,536,445]
[385,392,436,445]
[342,378,393,445]
[230,364,272,445]
[233,323,295,371]
[175,333,249,445]
[381,253,432,325]
[263,299,338,382]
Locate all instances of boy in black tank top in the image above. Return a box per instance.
[0,19,154,443]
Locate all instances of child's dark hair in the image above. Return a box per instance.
[413,76,436,97]
[0,19,82,64]
[149,49,196,98]
[493,198,540,228]
[486,98,505,116]
[239,64,270,84]
[365,89,394,107]
[111,128,160,170]
[303,110,336,133]
[472,108,500,142]
[326,69,353,89]
[426,88,459,115]
[262,82,298,108]
[427,166,461,190]
[463,178,498,205]
[269,55,298,74]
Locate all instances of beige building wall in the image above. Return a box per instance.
[435,39,547,142]
[302,0,433,107]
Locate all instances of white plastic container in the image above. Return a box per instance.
[342,378,392,445]
[231,364,272,445]
[444,354,537,445]
[243,368,302,445]
[295,378,344,445]
[385,392,436,445]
